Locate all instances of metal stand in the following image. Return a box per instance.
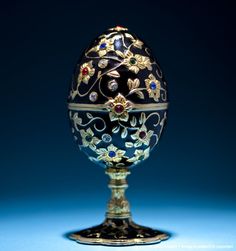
[69,168,169,246]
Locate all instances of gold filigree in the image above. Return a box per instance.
[145,74,161,101]
[105,94,132,122]
[68,102,168,112]
[127,78,140,90]
[80,128,101,150]
[127,78,145,99]
[127,148,150,165]
[86,37,114,58]
[124,33,143,49]
[131,125,154,147]
[122,51,152,74]
[132,39,143,49]
[70,112,106,132]
[96,144,126,165]
[78,61,95,84]
[96,38,114,57]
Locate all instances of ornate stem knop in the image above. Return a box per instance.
[105,168,131,219]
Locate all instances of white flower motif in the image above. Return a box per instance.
[80,128,101,150]
[131,125,154,147]
[105,94,132,122]
[96,144,126,165]
[127,148,150,165]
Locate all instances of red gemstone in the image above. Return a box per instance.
[82,67,89,75]
[139,131,146,139]
[114,104,124,114]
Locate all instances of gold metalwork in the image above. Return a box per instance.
[67,167,170,245]
[127,148,150,165]
[69,109,165,168]
[69,111,106,132]
[67,27,170,245]
[96,145,126,165]
[77,61,95,84]
[88,37,114,57]
[119,50,152,74]
[131,124,154,147]
[68,102,168,112]
[79,128,101,150]
[106,168,131,218]
[132,39,143,49]
[127,78,145,99]
[70,231,169,246]
[145,73,161,101]
[68,27,167,103]
[105,93,132,122]
[109,26,128,31]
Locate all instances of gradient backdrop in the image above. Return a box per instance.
[1,1,236,250]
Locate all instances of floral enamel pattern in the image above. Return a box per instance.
[127,148,150,166]
[95,38,114,57]
[80,128,101,150]
[69,26,167,104]
[78,61,95,84]
[132,39,143,49]
[68,26,168,169]
[105,94,132,122]
[131,125,154,147]
[122,51,152,74]
[145,74,161,101]
[96,144,126,165]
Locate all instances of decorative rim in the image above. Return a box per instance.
[68,102,168,112]
[70,232,169,246]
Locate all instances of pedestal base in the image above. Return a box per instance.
[69,218,169,246]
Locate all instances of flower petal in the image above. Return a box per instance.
[133,66,139,74]
[141,124,147,132]
[89,68,95,77]
[117,150,125,156]
[134,141,142,147]
[93,137,101,145]
[96,148,107,154]
[89,144,96,150]
[98,50,106,57]
[131,133,138,140]
[108,144,117,152]
[83,76,89,84]
[109,112,118,121]
[120,111,129,122]
[149,74,155,80]
[127,157,137,163]
[86,128,93,136]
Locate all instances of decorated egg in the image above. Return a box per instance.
[68,26,168,168]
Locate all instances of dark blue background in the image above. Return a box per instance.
[1,0,235,212]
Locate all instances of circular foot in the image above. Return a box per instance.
[68,218,170,246]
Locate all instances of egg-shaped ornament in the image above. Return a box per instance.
[67,26,169,246]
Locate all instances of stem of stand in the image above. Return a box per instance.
[105,167,131,219]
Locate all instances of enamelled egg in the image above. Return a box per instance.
[68,26,168,169]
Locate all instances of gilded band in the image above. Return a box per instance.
[68,102,168,112]
[70,233,168,245]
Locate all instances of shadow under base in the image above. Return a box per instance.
[68,218,169,246]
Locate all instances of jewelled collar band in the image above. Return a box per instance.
[68,102,168,112]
